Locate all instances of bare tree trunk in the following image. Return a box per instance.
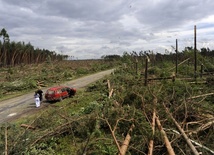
[187,92,214,100]
[119,124,135,155]
[147,98,157,155]
[105,119,122,154]
[163,103,200,155]
[20,124,36,130]
[171,129,214,154]
[107,79,114,98]
[156,116,175,155]
[147,110,156,155]
[169,58,190,71]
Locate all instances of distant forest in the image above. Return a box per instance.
[1,28,214,68]
[103,47,214,61]
[0,28,69,67]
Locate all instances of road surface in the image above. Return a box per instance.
[0,69,114,123]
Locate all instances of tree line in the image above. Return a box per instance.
[103,47,214,61]
[103,47,214,69]
[0,28,69,67]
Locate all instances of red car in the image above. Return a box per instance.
[45,86,76,102]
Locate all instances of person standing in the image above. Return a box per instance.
[34,91,40,108]
[37,87,43,102]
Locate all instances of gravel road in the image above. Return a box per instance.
[0,69,114,123]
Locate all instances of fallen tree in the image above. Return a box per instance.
[163,103,200,155]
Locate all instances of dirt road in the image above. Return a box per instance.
[0,69,114,123]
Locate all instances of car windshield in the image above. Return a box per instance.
[46,90,54,95]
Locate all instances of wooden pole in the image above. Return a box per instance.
[194,25,197,79]
[144,57,148,86]
[200,64,203,78]
[175,39,178,74]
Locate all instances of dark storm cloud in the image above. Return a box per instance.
[0,0,214,59]
[134,0,214,31]
[43,0,127,21]
[4,0,128,21]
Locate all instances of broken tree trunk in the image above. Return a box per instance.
[147,98,157,155]
[147,110,156,155]
[107,79,111,91]
[109,89,114,98]
[107,79,114,98]
[187,92,214,100]
[105,119,122,154]
[163,103,200,155]
[169,58,190,71]
[156,116,175,155]
[20,124,36,130]
[170,129,214,154]
[119,124,135,155]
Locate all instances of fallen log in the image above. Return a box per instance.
[119,124,135,155]
[20,124,36,130]
[187,92,214,100]
[109,89,114,98]
[169,58,190,71]
[147,109,156,155]
[107,79,114,98]
[163,103,200,155]
[168,129,214,154]
[156,116,175,155]
[147,98,157,155]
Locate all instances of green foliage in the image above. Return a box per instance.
[23,142,56,155]
[0,60,116,100]
[79,101,103,114]
[76,68,89,75]
[147,66,162,75]
[0,51,213,154]
[63,70,73,78]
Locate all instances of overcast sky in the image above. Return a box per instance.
[0,0,214,59]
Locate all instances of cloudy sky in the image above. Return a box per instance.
[0,0,214,59]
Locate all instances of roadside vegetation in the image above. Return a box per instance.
[0,59,116,100]
[0,47,213,154]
